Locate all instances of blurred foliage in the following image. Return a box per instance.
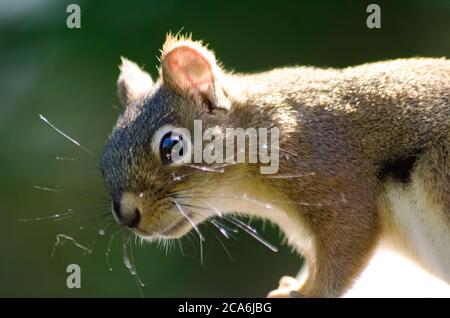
[0,0,448,297]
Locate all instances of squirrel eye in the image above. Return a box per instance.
[159,132,184,164]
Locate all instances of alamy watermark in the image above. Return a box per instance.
[66,4,81,29]
[66,264,81,289]
[160,120,280,174]
[366,4,381,29]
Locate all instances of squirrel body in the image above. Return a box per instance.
[101,35,450,297]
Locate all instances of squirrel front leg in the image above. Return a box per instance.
[269,186,381,298]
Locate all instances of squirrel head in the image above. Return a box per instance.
[100,34,255,239]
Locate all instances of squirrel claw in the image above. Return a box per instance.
[267,275,304,298]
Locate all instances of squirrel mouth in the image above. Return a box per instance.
[159,216,191,237]
[133,213,194,238]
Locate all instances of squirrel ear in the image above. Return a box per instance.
[117,57,153,107]
[161,35,229,110]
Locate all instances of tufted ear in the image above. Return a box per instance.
[117,57,153,107]
[161,35,229,110]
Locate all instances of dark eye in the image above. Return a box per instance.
[159,132,185,164]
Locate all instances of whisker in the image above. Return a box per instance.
[224,215,278,252]
[78,191,110,202]
[211,218,239,235]
[171,198,205,242]
[52,216,113,258]
[171,198,206,265]
[181,198,279,253]
[177,239,186,257]
[257,172,316,179]
[18,209,75,223]
[177,200,278,254]
[39,114,94,156]
[186,164,225,173]
[185,231,198,255]
[203,202,223,217]
[33,185,60,192]
[122,233,145,296]
[33,185,110,202]
[56,156,76,161]
[129,236,145,295]
[210,220,229,239]
[277,146,298,157]
[173,202,213,214]
[173,192,322,208]
[199,234,204,266]
[168,184,206,196]
[212,231,235,262]
[51,234,92,257]
[105,226,124,271]
[82,215,114,233]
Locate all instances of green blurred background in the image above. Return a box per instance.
[0,0,449,297]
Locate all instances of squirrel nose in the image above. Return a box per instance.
[112,200,141,228]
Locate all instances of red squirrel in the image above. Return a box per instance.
[100,34,450,297]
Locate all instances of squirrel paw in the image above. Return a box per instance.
[267,276,304,298]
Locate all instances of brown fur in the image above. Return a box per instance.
[101,34,450,297]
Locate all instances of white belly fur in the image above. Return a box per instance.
[379,177,450,283]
